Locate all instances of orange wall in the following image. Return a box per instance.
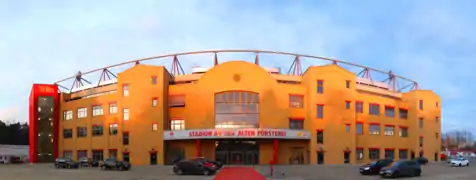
[57,61,441,165]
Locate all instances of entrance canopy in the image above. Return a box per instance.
[163,128,310,140]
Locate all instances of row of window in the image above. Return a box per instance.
[355,148,415,160]
[62,149,130,162]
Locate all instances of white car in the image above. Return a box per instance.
[450,158,470,167]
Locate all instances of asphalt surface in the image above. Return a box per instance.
[0,163,475,180]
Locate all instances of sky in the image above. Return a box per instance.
[0,0,475,132]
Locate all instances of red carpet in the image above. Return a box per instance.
[214,167,266,180]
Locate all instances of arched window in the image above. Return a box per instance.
[214,91,259,129]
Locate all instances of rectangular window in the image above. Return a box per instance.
[435,117,439,123]
[369,149,380,160]
[63,110,73,120]
[369,124,380,135]
[435,133,439,138]
[419,137,424,147]
[316,131,324,144]
[77,108,87,119]
[123,84,129,97]
[345,124,351,133]
[170,119,185,130]
[436,102,438,107]
[152,123,158,131]
[345,80,350,88]
[384,149,395,160]
[92,105,103,116]
[356,123,363,135]
[289,119,304,129]
[356,148,364,160]
[109,149,117,159]
[77,150,87,160]
[152,98,158,107]
[63,151,72,159]
[289,95,304,108]
[151,76,157,84]
[369,103,380,115]
[345,101,351,109]
[399,109,408,119]
[384,126,395,136]
[419,118,423,129]
[123,108,130,121]
[317,80,324,94]
[398,149,408,159]
[123,132,129,145]
[109,124,118,135]
[316,105,324,119]
[109,103,118,114]
[92,125,103,136]
[169,95,186,107]
[92,150,104,161]
[399,127,408,137]
[77,127,87,137]
[419,99,423,110]
[63,129,73,138]
[355,101,363,113]
[384,106,394,117]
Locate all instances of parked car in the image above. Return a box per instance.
[359,159,393,175]
[78,157,91,167]
[173,158,219,175]
[194,157,223,169]
[90,159,99,167]
[54,157,79,169]
[416,157,428,165]
[379,160,421,178]
[100,158,131,171]
[449,158,470,167]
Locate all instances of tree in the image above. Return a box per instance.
[0,120,29,145]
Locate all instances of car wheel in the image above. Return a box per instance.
[459,163,462,167]
[414,170,421,177]
[467,163,470,166]
[119,166,124,171]
[102,166,107,170]
[67,164,71,169]
[174,168,183,175]
[55,164,59,168]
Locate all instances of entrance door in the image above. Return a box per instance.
[434,153,438,161]
[231,151,244,164]
[215,151,228,165]
[150,153,157,165]
[344,152,350,164]
[317,152,324,164]
[123,153,130,162]
[245,151,257,165]
[411,152,415,159]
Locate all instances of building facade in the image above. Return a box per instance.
[29,60,441,165]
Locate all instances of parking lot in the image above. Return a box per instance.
[0,163,475,180]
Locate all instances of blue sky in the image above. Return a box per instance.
[1,0,475,132]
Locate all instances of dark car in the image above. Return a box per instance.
[359,159,393,175]
[78,157,92,167]
[54,157,79,169]
[195,157,223,169]
[100,158,131,171]
[379,160,421,178]
[173,158,218,175]
[416,157,428,165]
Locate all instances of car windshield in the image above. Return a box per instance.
[389,162,400,167]
[370,160,387,165]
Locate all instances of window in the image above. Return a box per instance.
[63,129,73,138]
[384,126,395,136]
[109,103,118,114]
[399,109,408,119]
[109,149,117,159]
[384,106,394,117]
[355,101,363,113]
[435,133,439,138]
[345,80,350,88]
[419,137,424,147]
[170,119,185,130]
[399,127,408,137]
[289,119,304,129]
[369,124,380,135]
[63,151,72,159]
[92,105,103,116]
[317,80,324,94]
[77,150,87,160]
[109,124,118,135]
[77,127,87,137]
[214,91,259,128]
[289,95,304,108]
[151,76,157,84]
[398,149,408,159]
[356,148,364,160]
[356,123,363,135]
[123,132,129,145]
[169,95,186,107]
[345,101,351,109]
[436,102,438,107]
[77,108,87,118]
[435,117,439,123]
[369,149,380,160]
[317,131,324,144]
[92,150,104,161]
[92,125,103,136]
[419,99,423,110]
[152,98,158,107]
[316,105,324,119]
[369,103,380,115]
[123,108,130,121]
[345,124,351,132]
[63,110,73,120]
[152,123,158,131]
[419,118,423,129]
[385,149,395,159]
[123,84,129,97]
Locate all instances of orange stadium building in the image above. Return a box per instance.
[29,50,441,166]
